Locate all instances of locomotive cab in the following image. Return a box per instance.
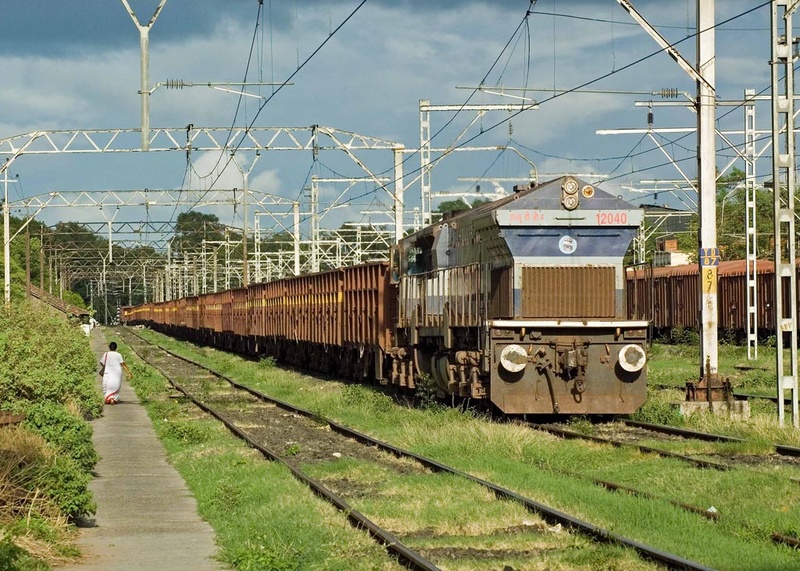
[393,176,649,415]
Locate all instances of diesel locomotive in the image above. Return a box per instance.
[123,176,649,415]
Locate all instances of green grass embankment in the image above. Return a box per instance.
[0,303,102,570]
[126,329,800,571]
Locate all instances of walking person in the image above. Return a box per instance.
[99,342,132,405]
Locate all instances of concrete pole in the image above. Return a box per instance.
[166,240,171,301]
[39,227,44,290]
[25,226,30,296]
[771,0,799,426]
[394,146,405,242]
[293,202,301,276]
[420,100,432,226]
[233,153,260,286]
[139,26,151,151]
[697,0,718,380]
[120,0,167,151]
[142,262,147,304]
[311,177,319,273]
[3,168,10,306]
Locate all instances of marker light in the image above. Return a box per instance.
[618,344,646,373]
[500,344,528,373]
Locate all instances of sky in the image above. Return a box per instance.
[0,0,775,252]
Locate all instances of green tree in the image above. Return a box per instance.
[431,197,489,223]
[174,211,227,254]
[716,168,774,261]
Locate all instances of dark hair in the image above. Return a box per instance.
[109,342,118,351]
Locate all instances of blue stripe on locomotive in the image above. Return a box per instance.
[501,227,638,258]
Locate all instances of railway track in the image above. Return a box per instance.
[530,418,800,474]
[652,382,789,407]
[622,419,800,459]
[119,327,714,571]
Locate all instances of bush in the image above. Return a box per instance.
[632,390,684,425]
[21,402,98,472]
[0,302,102,418]
[162,419,211,445]
[0,534,24,570]
[36,456,95,520]
[0,302,101,564]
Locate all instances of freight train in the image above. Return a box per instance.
[123,176,650,415]
[626,259,785,337]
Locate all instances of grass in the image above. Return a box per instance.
[110,333,404,571]
[125,328,800,570]
[640,340,800,446]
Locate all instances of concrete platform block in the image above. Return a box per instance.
[679,400,751,421]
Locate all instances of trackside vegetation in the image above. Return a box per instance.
[113,331,404,571]
[129,327,800,571]
[0,303,102,570]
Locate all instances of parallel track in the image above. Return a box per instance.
[622,419,800,458]
[120,327,715,571]
[529,422,730,471]
[652,382,790,407]
[530,418,800,474]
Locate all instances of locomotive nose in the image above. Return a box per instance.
[618,344,646,373]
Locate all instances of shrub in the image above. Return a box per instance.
[0,302,102,418]
[37,456,95,520]
[162,419,211,445]
[0,535,24,570]
[0,426,94,523]
[670,326,700,345]
[259,356,277,368]
[0,302,100,548]
[414,374,444,411]
[632,390,684,425]
[21,402,98,472]
[340,384,395,414]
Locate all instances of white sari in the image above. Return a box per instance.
[101,351,125,404]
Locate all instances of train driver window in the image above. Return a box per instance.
[407,247,424,275]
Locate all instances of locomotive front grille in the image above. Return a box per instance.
[521,266,616,318]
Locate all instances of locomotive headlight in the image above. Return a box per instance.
[618,344,646,373]
[562,195,579,210]
[499,344,528,373]
[562,178,579,195]
[561,178,580,210]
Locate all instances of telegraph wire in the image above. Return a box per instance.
[371,0,771,199]
[186,0,369,213]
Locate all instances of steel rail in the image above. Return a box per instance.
[651,383,790,406]
[623,419,800,458]
[121,331,440,571]
[530,423,730,471]
[623,419,746,443]
[123,327,716,571]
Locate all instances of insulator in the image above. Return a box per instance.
[647,111,654,126]
[166,79,186,89]
[660,87,678,99]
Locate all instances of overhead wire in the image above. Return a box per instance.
[187,0,369,214]
[366,0,772,203]
[169,0,267,240]
[186,0,771,242]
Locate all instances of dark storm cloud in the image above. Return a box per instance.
[2,0,261,55]
[1,0,536,55]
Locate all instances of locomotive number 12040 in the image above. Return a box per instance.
[595,211,628,225]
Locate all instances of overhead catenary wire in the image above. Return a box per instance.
[186,0,369,214]
[191,0,771,245]
[359,0,771,204]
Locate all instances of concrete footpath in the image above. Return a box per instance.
[61,329,228,571]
